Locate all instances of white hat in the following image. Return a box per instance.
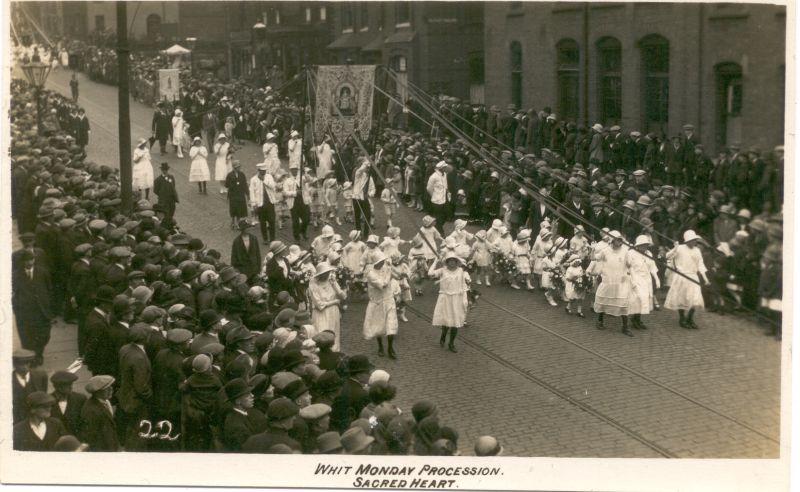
[683,230,701,243]
[192,136,202,143]
[372,251,388,265]
[632,169,646,177]
[454,219,467,231]
[491,219,503,229]
[444,252,463,264]
[490,171,499,178]
[716,242,734,257]
[367,234,380,244]
[634,235,652,247]
[517,229,531,241]
[137,137,148,146]
[266,132,275,140]
[368,369,391,386]
[217,133,227,140]
[608,230,623,239]
[435,160,448,170]
[314,262,336,277]
[290,130,299,138]
[256,162,269,170]
[321,225,335,238]
[592,123,603,132]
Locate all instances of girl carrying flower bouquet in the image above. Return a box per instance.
[564,254,587,317]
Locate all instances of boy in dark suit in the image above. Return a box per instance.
[50,370,87,435]
[231,220,262,283]
[12,349,49,424]
[153,162,179,222]
[80,375,120,451]
[13,392,67,451]
[12,250,54,366]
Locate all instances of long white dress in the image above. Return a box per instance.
[342,241,366,273]
[188,145,210,182]
[132,146,154,190]
[288,137,303,169]
[429,266,470,328]
[626,249,659,315]
[308,277,346,351]
[262,142,281,175]
[593,245,631,316]
[664,244,706,310]
[213,141,231,181]
[363,265,398,339]
[316,143,333,178]
[415,226,442,261]
[172,116,186,147]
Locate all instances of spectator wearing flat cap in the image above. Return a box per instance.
[242,397,302,453]
[104,246,132,294]
[82,285,115,374]
[152,329,193,432]
[80,375,120,451]
[330,354,372,433]
[69,243,95,354]
[12,349,49,424]
[12,249,55,366]
[231,219,262,282]
[13,391,67,451]
[49,370,86,435]
[171,264,200,313]
[221,378,268,451]
[117,323,153,450]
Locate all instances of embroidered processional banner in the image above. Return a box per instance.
[157,69,180,102]
[314,65,376,143]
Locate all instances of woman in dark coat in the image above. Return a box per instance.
[230,220,261,283]
[224,160,250,229]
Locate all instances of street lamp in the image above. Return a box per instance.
[253,22,266,76]
[20,61,51,135]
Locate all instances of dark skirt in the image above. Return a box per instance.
[228,192,248,218]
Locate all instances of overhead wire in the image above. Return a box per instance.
[379,67,778,327]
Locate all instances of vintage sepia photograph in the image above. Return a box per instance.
[0,0,792,490]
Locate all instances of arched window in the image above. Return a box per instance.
[556,39,579,122]
[715,62,743,148]
[510,41,522,109]
[146,14,161,39]
[639,34,669,133]
[597,37,621,125]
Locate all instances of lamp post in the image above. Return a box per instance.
[186,37,197,76]
[20,61,51,135]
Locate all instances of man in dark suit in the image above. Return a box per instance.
[265,241,292,307]
[151,104,172,155]
[104,246,131,294]
[12,250,54,366]
[49,370,87,435]
[231,220,262,283]
[69,244,95,356]
[117,324,153,450]
[171,265,199,312]
[12,349,49,424]
[221,378,268,451]
[557,189,593,238]
[13,391,67,451]
[153,162,179,222]
[80,375,120,451]
[74,108,91,149]
[83,286,116,376]
[330,355,372,433]
[151,328,192,426]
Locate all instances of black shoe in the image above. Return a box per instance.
[448,344,458,353]
[622,328,634,337]
[688,320,699,330]
[596,321,605,330]
[439,336,446,347]
[388,348,397,360]
[638,322,648,330]
[577,312,585,318]
[377,348,385,357]
[679,320,690,329]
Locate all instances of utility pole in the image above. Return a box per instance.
[117,1,132,212]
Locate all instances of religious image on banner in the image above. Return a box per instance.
[158,68,180,102]
[314,65,376,143]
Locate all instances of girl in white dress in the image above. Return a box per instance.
[342,230,366,275]
[532,229,553,288]
[213,133,231,193]
[564,255,586,317]
[262,133,281,175]
[381,227,406,260]
[363,252,399,359]
[470,230,492,286]
[408,237,429,296]
[429,253,471,353]
[308,262,347,351]
[511,229,534,290]
[188,137,210,194]
[664,230,709,329]
[625,235,661,329]
[132,138,154,200]
[414,216,442,265]
[593,231,633,336]
[172,109,186,158]
[391,255,413,322]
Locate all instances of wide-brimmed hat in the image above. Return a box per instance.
[683,229,701,243]
[421,215,436,227]
[269,240,288,255]
[634,235,652,247]
[608,230,623,240]
[217,133,227,141]
[341,426,375,454]
[314,262,336,277]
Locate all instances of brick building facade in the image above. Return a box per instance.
[483,2,786,153]
[327,1,485,102]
